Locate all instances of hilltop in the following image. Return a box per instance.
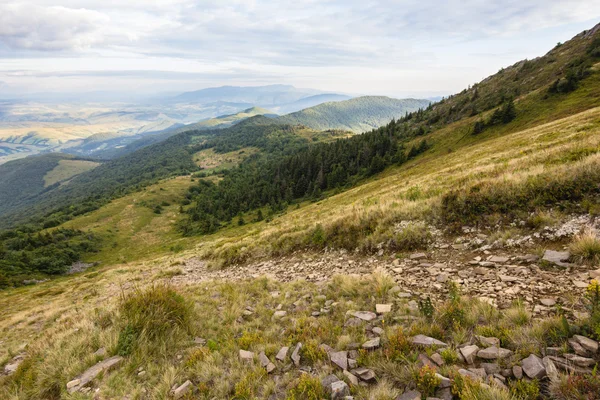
[278,96,430,133]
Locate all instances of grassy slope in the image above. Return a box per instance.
[43,159,100,187]
[278,96,430,133]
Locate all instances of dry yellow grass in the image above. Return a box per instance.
[43,159,100,187]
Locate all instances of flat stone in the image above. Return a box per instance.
[412,334,448,348]
[436,374,451,388]
[543,357,560,383]
[362,337,381,350]
[564,353,597,367]
[194,337,207,345]
[573,335,599,353]
[372,327,384,336]
[522,354,546,379]
[568,338,590,356]
[330,351,348,370]
[417,353,437,369]
[499,275,518,282]
[574,281,589,288]
[468,368,487,379]
[321,374,340,393]
[477,346,512,360]
[343,370,359,386]
[460,345,479,365]
[410,253,427,260]
[239,350,254,361]
[273,310,287,319]
[490,256,509,263]
[173,380,192,399]
[430,353,444,366]
[291,343,302,366]
[276,346,289,361]
[397,390,421,400]
[435,387,453,400]
[475,335,500,347]
[93,347,106,357]
[376,304,392,314]
[67,356,123,393]
[344,317,363,327]
[351,367,376,382]
[481,363,500,375]
[545,347,563,357]
[331,380,350,399]
[540,298,556,307]
[457,369,481,380]
[66,379,81,390]
[352,311,377,321]
[542,250,571,267]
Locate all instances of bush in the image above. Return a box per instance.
[389,222,431,251]
[551,374,600,400]
[414,365,441,397]
[286,374,326,400]
[510,379,540,400]
[570,228,600,263]
[117,285,193,354]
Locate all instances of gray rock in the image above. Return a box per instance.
[458,369,481,380]
[435,387,453,400]
[396,390,421,400]
[291,343,302,366]
[512,365,523,379]
[573,335,599,353]
[430,353,444,366]
[410,253,427,260]
[362,337,381,350]
[276,346,289,361]
[543,356,560,383]
[568,338,590,356]
[540,298,556,307]
[376,304,392,314]
[67,356,123,393]
[352,311,377,321]
[344,317,363,327]
[259,352,276,373]
[351,367,376,382]
[564,353,597,367]
[481,363,500,375]
[173,380,192,399]
[490,256,509,263]
[343,370,359,386]
[468,368,487,379]
[542,250,571,267]
[436,374,451,388]
[477,346,512,360]
[460,345,479,365]
[330,351,348,370]
[321,374,340,393]
[239,350,254,361]
[372,327,384,336]
[522,354,546,379]
[93,348,106,357]
[331,380,350,399]
[475,335,500,347]
[273,310,287,319]
[412,334,448,348]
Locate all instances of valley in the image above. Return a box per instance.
[1,18,600,400]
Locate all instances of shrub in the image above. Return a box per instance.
[384,328,412,361]
[389,222,431,251]
[510,379,540,400]
[551,373,600,400]
[286,374,326,400]
[440,348,459,364]
[414,365,441,397]
[117,285,193,354]
[570,228,600,263]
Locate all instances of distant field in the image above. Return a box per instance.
[193,147,260,172]
[43,159,100,187]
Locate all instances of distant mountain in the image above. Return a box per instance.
[278,96,431,133]
[171,107,275,133]
[171,84,325,107]
[273,94,352,114]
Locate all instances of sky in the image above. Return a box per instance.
[0,1,599,100]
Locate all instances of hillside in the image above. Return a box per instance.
[171,107,275,133]
[273,93,353,114]
[2,24,600,400]
[278,96,430,133]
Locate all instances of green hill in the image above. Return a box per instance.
[278,96,430,133]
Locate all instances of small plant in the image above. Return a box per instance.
[384,328,412,361]
[510,379,540,399]
[414,365,441,398]
[286,374,326,400]
[551,372,600,400]
[300,340,328,365]
[418,297,435,320]
[237,330,263,349]
[440,348,459,365]
[570,227,600,263]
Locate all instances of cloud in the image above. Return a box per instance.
[0,3,108,51]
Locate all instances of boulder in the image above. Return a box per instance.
[564,353,597,367]
[412,335,448,348]
[351,367,376,382]
[331,380,350,399]
[291,343,302,366]
[543,357,560,383]
[397,390,421,400]
[362,337,381,350]
[542,250,571,267]
[522,354,546,379]
[512,365,523,379]
[239,350,254,362]
[460,345,479,365]
[343,370,359,386]
[376,304,392,314]
[477,346,512,360]
[572,335,599,353]
[276,346,289,361]
[330,351,348,370]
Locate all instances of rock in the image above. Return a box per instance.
[93,347,106,357]
[540,298,556,307]
[330,351,348,370]
[457,369,481,380]
[490,256,509,263]
[522,354,546,379]
[331,380,350,399]
[572,335,599,353]
[259,352,276,373]
[460,345,479,365]
[548,356,594,374]
[436,273,449,283]
[321,374,340,393]
[276,346,289,362]
[475,335,500,347]
[66,379,81,390]
[477,346,512,360]
[351,311,377,321]
[351,367,376,382]
[542,250,571,267]
[417,353,437,369]
[362,337,381,350]
[410,253,427,260]
[291,343,302,366]
[67,356,123,393]
[173,380,192,399]
[435,387,453,400]
[436,374,451,388]
[397,390,422,400]
[273,310,287,319]
[564,353,597,367]
[512,365,523,379]
[430,353,444,366]
[376,304,392,314]
[468,368,487,379]
[481,363,500,375]
[320,344,334,354]
[499,275,518,282]
[239,350,254,361]
[194,337,207,345]
[545,347,563,357]
[574,281,589,288]
[372,327,384,336]
[411,335,448,348]
[3,360,22,376]
[343,370,359,386]
[344,317,363,327]
[543,357,560,383]
[568,338,590,356]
